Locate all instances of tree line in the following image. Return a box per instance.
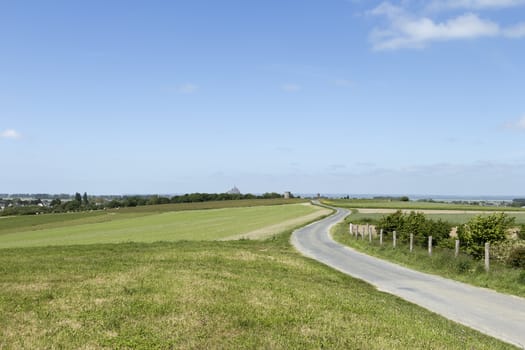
[0,192,288,216]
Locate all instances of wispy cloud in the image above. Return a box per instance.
[428,0,525,11]
[369,1,525,50]
[177,83,199,94]
[504,115,525,130]
[281,83,301,92]
[504,22,525,38]
[0,129,21,139]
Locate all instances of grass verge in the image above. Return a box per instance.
[332,218,525,298]
[0,230,516,349]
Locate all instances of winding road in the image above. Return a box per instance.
[291,206,525,348]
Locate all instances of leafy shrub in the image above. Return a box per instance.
[377,210,404,235]
[507,247,525,268]
[438,237,456,249]
[492,240,525,265]
[457,213,515,259]
[376,211,452,247]
[517,225,525,240]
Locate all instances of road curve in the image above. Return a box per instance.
[291,206,525,348]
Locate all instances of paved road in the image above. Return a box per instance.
[291,206,525,348]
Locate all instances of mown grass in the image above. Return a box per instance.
[0,204,321,249]
[333,218,525,298]
[324,199,525,212]
[111,198,306,214]
[0,231,516,349]
[0,198,306,236]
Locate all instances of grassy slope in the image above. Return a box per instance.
[0,204,320,248]
[0,199,306,236]
[0,233,514,349]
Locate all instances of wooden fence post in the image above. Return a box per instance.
[428,236,433,256]
[368,226,372,243]
[349,223,353,235]
[380,229,383,246]
[455,240,460,258]
[410,233,414,253]
[355,225,359,238]
[393,230,397,248]
[485,242,490,272]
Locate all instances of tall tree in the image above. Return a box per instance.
[75,192,82,203]
[82,192,89,206]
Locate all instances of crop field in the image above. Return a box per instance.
[324,199,525,212]
[0,198,306,236]
[345,211,525,226]
[0,233,514,349]
[424,213,525,225]
[0,203,323,249]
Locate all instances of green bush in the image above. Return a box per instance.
[458,213,515,259]
[507,247,525,268]
[376,211,452,247]
[377,210,404,235]
[517,225,525,240]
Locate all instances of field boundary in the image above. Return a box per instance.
[221,204,332,240]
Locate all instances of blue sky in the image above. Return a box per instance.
[1,0,525,196]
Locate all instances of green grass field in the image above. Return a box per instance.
[324,198,525,212]
[0,203,321,249]
[0,233,514,349]
[345,211,525,225]
[0,202,517,348]
[0,198,306,236]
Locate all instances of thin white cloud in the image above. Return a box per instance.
[281,83,301,92]
[504,22,525,38]
[504,115,525,130]
[429,0,525,10]
[369,2,525,50]
[0,129,21,139]
[177,83,199,94]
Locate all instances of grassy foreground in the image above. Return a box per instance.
[0,233,515,349]
[0,204,322,249]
